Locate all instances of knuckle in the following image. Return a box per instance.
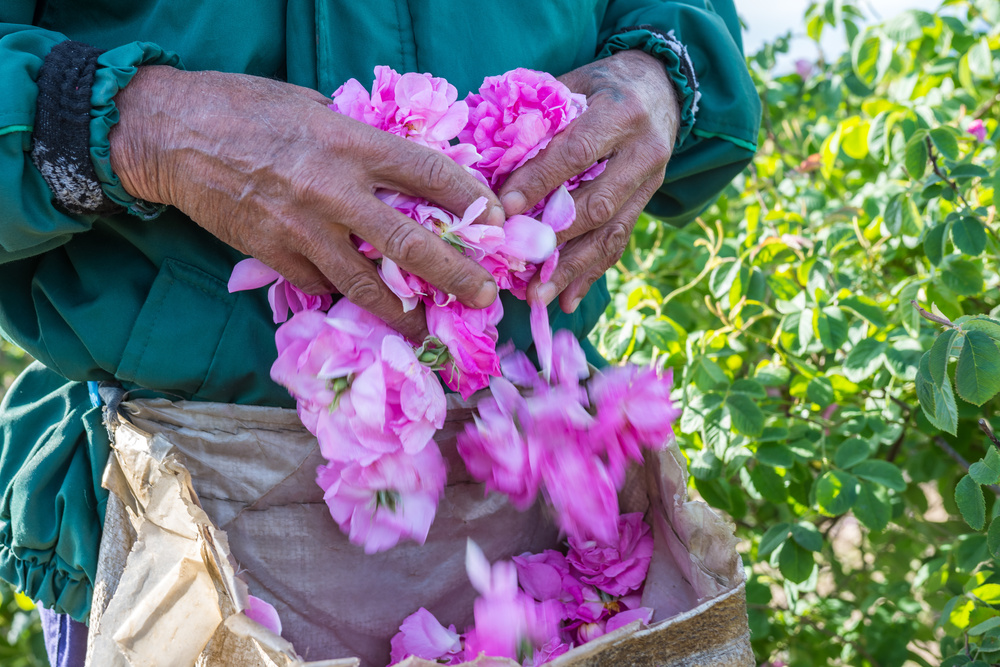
[383,224,431,267]
[416,152,453,192]
[598,221,631,260]
[564,134,602,169]
[583,191,618,226]
[644,139,672,168]
[343,273,384,307]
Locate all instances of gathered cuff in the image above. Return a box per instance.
[0,531,93,623]
[90,42,182,220]
[598,27,700,148]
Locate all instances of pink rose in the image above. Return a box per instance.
[389,608,462,665]
[566,513,654,597]
[228,258,333,323]
[968,119,987,143]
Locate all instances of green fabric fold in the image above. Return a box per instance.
[89,42,182,219]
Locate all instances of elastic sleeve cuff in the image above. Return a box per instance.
[90,42,182,220]
[597,27,699,148]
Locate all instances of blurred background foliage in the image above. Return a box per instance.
[2,0,999,665]
[594,0,1000,664]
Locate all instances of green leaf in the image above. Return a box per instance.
[851,460,906,491]
[968,37,995,79]
[758,522,791,557]
[851,31,892,87]
[835,437,871,469]
[689,448,723,480]
[951,216,988,256]
[969,617,1000,637]
[916,352,959,435]
[971,583,1000,604]
[790,523,823,552]
[691,356,729,392]
[680,392,724,432]
[843,338,887,382]
[941,257,984,296]
[988,518,1000,558]
[726,392,765,437]
[816,470,859,515]
[883,10,928,42]
[956,474,986,530]
[867,110,890,160]
[730,378,767,399]
[642,318,679,350]
[806,376,835,407]
[854,480,892,532]
[884,192,924,236]
[929,329,958,386]
[755,364,790,387]
[924,223,948,266]
[778,540,815,584]
[955,330,1000,406]
[756,443,795,468]
[840,295,888,328]
[930,127,960,161]
[969,447,1000,486]
[750,464,787,504]
[962,317,1000,341]
[905,134,929,179]
[815,306,848,351]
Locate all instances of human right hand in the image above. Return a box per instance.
[109,66,504,340]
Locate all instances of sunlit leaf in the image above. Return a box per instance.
[956,474,986,530]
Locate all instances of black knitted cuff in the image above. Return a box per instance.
[31,40,122,216]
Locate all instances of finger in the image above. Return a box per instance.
[353,194,498,310]
[372,137,505,227]
[531,179,658,313]
[555,151,648,245]
[315,229,430,340]
[498,109,618,217]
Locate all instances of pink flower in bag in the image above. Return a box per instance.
[566,513,654,597]
[389,608,463,665]
[317,444,447,554]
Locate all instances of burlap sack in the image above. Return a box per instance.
[85,396,752,667]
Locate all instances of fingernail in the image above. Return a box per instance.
[537,283,558,306]
[473,280,498,308]
[501,191,527,217]
[487,205,506,226]
[566,296,582,313]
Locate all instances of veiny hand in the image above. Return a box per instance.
[499,50,681,313]
[110,66,504,340]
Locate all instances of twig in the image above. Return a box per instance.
[925,137,976,211]
[980,419,1000,451]
[911,300,955,328]
[972,87,1000,121]
[935,436,1000,497]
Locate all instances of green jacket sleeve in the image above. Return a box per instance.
[598,0,761,227]
[0,18,178,264]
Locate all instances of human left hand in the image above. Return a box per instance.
[498,50,681,313]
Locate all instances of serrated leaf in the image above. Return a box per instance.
[970,448,1000,486]
[750,464,787,504]
[956,330,1000,406]
[843,338,887,382]
[689,448,723,481]
[840,295,888,328]
[930,127,960,161]
[790,523,823,552]
[835,437,871,469]
[755,363,790,387]
[680,392,724,433]
[930,329,958,386]
[807,376,835,407]
[924,223,948,266]
[905,135,929,179]
[868,110,889,160]
[759,522,791,557]
[854,480,892,532]
[726,392,765,437]
[962,317,1000,341]
[778,540,815,584]
[816,469,859,515]
[956,474,986,530]
[971,583,1000,604]
[952,216,988,256]
[731,378,767,399]
[852,460,906,491]
[815,306,848,351]
[917,352,959,435]
[942,257,984,296]
[970,617,1000,637]
[643,318,679,350]
[757,443,794,468]
[988,519,1000,558]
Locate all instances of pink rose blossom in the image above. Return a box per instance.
[389,608,463,665]
[317,445,447,554]
[229,258,333,323]
[968,119,987,143]
[461,68,587,186]
[426,299,503,399]
[566,513,654,597]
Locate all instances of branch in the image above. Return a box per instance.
[936,436,1000,497]
[972,87,1000,121]
[911,300,955,328]
[925,137,976,212]
[980,419,1000,451]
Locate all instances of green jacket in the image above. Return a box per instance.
[0,0,760,620]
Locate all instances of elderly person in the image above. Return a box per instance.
[0,1,759,664]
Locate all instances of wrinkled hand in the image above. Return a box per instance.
[110,67,504,340]
[499,50,681,313]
